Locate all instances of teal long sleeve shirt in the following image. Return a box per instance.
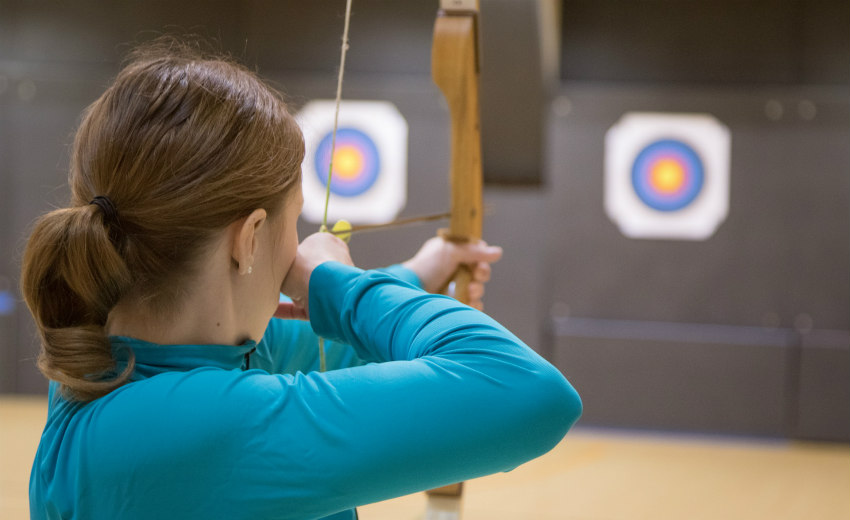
[29,262,582,520]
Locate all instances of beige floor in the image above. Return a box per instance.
[2,395,848,520]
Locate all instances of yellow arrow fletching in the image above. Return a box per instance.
[331,219,352,243]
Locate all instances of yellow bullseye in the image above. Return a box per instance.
[650,159,686,194]
[332,145,364,180]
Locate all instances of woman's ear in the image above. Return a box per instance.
[231,209,267,274]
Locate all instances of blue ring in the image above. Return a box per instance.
[631,139,704,212]
[314,127,381,197]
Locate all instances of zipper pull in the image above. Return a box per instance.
[243,346,257,370]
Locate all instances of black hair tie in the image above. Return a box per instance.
[89,196,120,227]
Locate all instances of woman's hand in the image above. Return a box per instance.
[402,237,503,310]
[277,232,353,319]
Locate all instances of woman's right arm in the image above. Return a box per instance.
[239,261,582,517]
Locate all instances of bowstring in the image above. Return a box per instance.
[321,0,355,233]
[319,0,354,372]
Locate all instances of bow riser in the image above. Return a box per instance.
[432,10,483,306]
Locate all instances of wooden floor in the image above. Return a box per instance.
[2,395,848,520]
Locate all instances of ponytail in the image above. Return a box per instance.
[21,38,304,402]
[21,204,134,401]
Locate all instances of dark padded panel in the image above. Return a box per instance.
[561,0,850,86]
[551,317,797,436]
[479,0,545,185]
[794,330,850,441]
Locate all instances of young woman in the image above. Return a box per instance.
[21,41,581,520]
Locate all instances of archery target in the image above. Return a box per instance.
[297,100,407,225]
[605,112,730,240]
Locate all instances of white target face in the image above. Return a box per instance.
[604,112,731,241]
[297,100,408,225]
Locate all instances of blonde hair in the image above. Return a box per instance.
[20,38,304,402]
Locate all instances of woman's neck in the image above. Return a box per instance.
[107,292,243,346]
[106,237,248,346]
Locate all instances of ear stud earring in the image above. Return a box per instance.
[247,266,253,275]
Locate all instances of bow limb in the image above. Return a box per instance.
[425,0,482,517]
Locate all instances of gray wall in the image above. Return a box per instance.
[0,0,847,441]
[547,0,850,440]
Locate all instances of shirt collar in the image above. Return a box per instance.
[110,335,258,379]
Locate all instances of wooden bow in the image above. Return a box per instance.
[425,0,483,518]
